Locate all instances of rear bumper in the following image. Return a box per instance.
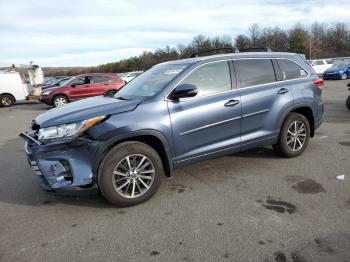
[20,132,100,196]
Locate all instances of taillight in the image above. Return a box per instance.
[313,79,324,90]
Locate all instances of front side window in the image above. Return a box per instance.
[277,59,308,80]
[180,61,231,97]
[72,77,87,86]
[235,59,276,88]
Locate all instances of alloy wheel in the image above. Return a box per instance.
[287,121,307,151]
[112,154,155,198]
[54,97,67,107]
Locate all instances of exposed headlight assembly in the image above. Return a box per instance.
[38,116,106,141]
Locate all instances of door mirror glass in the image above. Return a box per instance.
[169,84,198,100]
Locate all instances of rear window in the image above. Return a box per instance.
[277,59,308,80]
[235,59,276,88]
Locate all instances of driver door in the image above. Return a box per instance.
[167,60,242,165]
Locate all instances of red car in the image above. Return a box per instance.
[40,73,125,107]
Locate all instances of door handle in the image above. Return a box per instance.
[277,88,289,95]
[224,99,240,107]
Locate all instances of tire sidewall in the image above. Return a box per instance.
[278,113,310,157]
[346,96,350,111]
[98,142,163,207]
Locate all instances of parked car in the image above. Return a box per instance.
[42,77,70,90]
[40,73,125,107]
[120,71,143,83]
[323,63,350,80]
[308,59,333,75]
[0,71,28,107]
[21,51,324,207]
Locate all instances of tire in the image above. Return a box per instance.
[105,90,117,97]
[341,73,348,80]
[273,113,310,158]
[0,94,15,107]
[98,141,163,207]
[346,96,350,111]
[52,95,69,107]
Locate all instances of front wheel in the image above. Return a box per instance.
[346,96,350,111]
[105,90,117,97]
[98,141,163,207]
[52,95,68,107]
[341,73,348,80]
[273,113,310,158]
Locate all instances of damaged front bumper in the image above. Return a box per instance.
[20,131,100,196]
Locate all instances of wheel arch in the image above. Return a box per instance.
[0,93,16,102]
[51,94,70,104]
[279,105,315,137]
[94,130,173,179]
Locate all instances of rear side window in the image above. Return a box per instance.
[91,75,116,84]
[277,59,308,80]
[235,59,276,88]
[180,61,231,97]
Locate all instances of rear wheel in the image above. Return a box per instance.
[346,96,350,111]
[106,90,117,97]
[273,113,310,158]
[52,95,68,107]
[0,94,15,107]
[98,141,163,207]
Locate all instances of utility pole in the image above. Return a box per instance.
[309,37,312,60]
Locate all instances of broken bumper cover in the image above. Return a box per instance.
[20,131,100,196]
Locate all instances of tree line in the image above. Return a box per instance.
[48,22,350,76]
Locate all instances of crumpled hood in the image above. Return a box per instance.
[34,96,142,128]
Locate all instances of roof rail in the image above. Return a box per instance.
[190,47,239,58]
[239,47,272,52]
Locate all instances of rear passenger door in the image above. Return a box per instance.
[234,58,294,150]
[90,75,113,96]
[168,60,242,165]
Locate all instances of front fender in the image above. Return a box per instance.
[91,129,173,178]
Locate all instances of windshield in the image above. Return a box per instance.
[56,77,74,86]
[330,63,348,69]
[116,64,188,98]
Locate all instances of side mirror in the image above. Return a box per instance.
[71,83,77,87]
[169,84,198,100]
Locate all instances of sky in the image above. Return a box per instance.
[0,0,349,67]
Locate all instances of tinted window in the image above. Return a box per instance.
[180,61,231,97]
[91,75,116,84]
[277,59,308,80]
[325,59,333,64]
[235,59,276,88]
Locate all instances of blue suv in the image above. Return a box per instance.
[21,51,324,206]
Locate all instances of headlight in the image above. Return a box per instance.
[38,116,106,141]
[42,90,52,96]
